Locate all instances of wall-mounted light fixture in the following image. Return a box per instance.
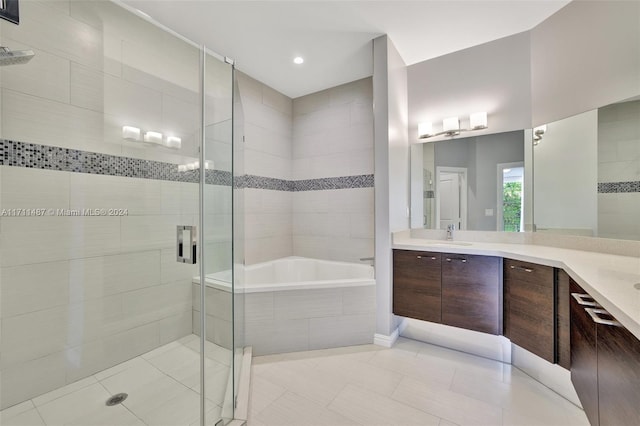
[122,126,141,141]
[533,125,547,145]
[143,131,163,145]
[122,126,182,149]
[165,136,182,149]
[418,112,488,139]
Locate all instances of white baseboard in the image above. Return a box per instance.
[400,318,511,362]
[374,328,400,348]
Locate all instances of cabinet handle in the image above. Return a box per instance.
[445,258,466,263]
[585,308,621,327]
[571,292,601,307]
[416,256,438,260]
[510,265,532,273]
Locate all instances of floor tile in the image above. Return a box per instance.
[1,336,234,426]
[367,348,456,389]
[391,376,502,426]
[314,355,404,397]
[253,361,347,407]
[189,405,224,426]
[36,382,142,426]
[248,374,287,416]
[127,383,206,426]
[256,391,360,426]
[328,383,440,426]
[248,338,589,426]
[0,400,35,420]
[0,408,46,426]
[99,358,164,394]
[183,336,233,366]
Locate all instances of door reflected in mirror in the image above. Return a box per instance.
[411,130,528,231]
[436,167,467,230]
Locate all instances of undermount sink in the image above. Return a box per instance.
[426,241,473,247]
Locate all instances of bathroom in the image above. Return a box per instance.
[0,1,639,426]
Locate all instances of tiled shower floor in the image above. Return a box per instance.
[248,337,590,426]
[0,335,232,426]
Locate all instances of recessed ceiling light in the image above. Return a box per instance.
[293,56,304,65]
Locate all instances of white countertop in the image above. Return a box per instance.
[393,233,640,340]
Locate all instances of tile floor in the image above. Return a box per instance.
[0,335,232,426]
[248,337,590,426]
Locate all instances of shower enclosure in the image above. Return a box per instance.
[0,1,240,425]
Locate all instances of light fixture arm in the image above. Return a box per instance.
[418,112,488,140]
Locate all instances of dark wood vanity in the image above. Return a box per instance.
[393,250,501,335]
[392,248,640,426]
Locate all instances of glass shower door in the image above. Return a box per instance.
[0,2,235,426]
[196,50,236,425]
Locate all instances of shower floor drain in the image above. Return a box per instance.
[106,393,128,406]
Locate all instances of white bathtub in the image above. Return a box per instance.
[201,256,375,292]
[194,257,376,355]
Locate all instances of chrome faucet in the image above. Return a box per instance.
[446,224,455,240]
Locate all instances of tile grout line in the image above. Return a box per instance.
[31,401,48,426]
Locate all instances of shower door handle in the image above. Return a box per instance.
[177,225,197,264]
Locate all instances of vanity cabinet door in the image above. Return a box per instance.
[441,254,501,335]
[570,281,599,426]
[504,259,555,363]
[392,249,442,323]
[596,316,640,426]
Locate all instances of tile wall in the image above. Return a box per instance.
[237,72,294,264]
[292,78,375,263]
[245,285,376,356]
[236,75,375,265]
[0,0,232,409]
[597,99,640,240]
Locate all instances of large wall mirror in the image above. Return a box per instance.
[533,96,640,240]
[410,130,531,231]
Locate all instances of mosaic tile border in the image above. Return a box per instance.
[598,181,640,193]
[0,139,374,191]
[237,175,294,191]
[294,174,374,191]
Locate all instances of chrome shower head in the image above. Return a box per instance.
[0,46,35,66]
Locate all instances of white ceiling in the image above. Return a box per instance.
[122,0,570,99]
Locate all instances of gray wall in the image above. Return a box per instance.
[434,131,525,231]
[531,0,640,126]
[408,32,532,143]
[408,1,639,141]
